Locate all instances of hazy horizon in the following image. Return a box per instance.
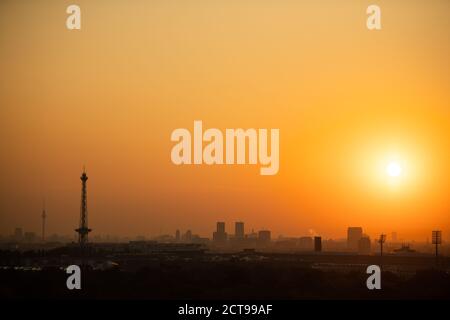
[1,0,449,241]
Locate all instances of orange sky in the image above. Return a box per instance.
[0,0,449,241]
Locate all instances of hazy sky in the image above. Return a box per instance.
[0,0,449,241]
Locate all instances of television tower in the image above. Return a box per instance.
[41,199,46,242]
[75,167,91,246]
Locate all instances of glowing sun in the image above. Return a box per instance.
[386,161,402,177]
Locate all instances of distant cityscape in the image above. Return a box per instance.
[0,169,446,257]
[1,223,447,256]
[0,170,448,300]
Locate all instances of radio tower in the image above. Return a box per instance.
[41,199,46,242]
[75,167,91,246]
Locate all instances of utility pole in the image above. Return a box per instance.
[378,234,386,257]
[378,233,386,269]
[432,230,442,267]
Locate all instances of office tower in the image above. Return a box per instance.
[185,230,192,242]
[314,236,322,252]
[217,222,225,234]
[347,227,363,251]
[235,221,244,239]
[358,236,371,254]
[258,230,271,246]
[175,229,180,242]
[391,232,397,242]
[298,236,313,250]
[14,227,23,242]
[24,232,37,243]
[213,222,227,243]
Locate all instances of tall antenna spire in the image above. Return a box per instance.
[42,198,46,243]
[75,167,91,246]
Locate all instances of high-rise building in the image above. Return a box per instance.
[358,236,371,254]
[217,222,225,234]
[14,227,23,242]
[235,222,244,239]
[298,237,313,250]
[258,230,271,246]
[347,227,363,251]
[314,236,322,252]
[175,229,180,242]
[24,232,37,243]
[213,222,227,243]
[391,232,398,242]
[184,230,192,242]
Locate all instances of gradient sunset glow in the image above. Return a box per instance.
[0,0,448,241]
